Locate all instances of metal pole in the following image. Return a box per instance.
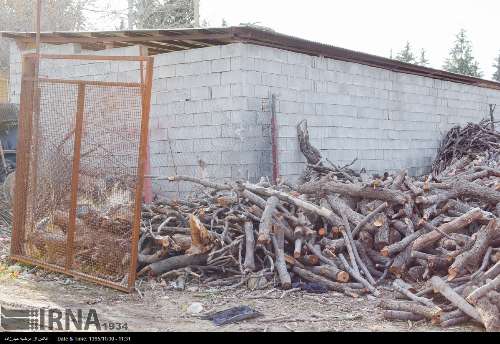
[35,0,41,80]
[270,94,279,184]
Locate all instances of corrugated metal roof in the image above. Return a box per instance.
[2,26,500,90]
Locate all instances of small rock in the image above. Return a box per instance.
[187,302,204,314]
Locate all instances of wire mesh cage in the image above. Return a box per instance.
[10,54,154,292]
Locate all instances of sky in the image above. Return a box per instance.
[88,0,500,80]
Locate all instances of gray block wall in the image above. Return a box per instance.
[235,44,500,182]
[149,43,272,197]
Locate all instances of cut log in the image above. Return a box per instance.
[430,276,482,323]
[326,196,365,230]
[392,279,440,309]
[271,225,292,289]
[381,228,426,257]
[165,175,232,191]
[243,221,256,272]
[448,219,500,280]
[292,266,360,296]
[308,265,350,283]
[258,196,280,245]
[304,242,349,282]
[404,175,423,196]
[412,208,487,252]
[146,254,208,276]
[379,300,441,320]
[391,219,414,237]
[383,310,424,321]
[466,275,500,305]
[298,180,407,204]
[440,316,471,328]
[374,215,390,251]
[389,245,412,278]
[352,202,389,237]
[319,238,346,253]
[475,291,500,332]
[407,265,425,282]
[483,261,500,280]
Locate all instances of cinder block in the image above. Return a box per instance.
[184,101,204,114]
[288,77,313,91]
[243,71,263,85]
[230,84,255,97]
[230,56,252,71]
[211,85,231,98]
[191,87,211,100]
[175,61,209,76]
[211,112,232,125]
[171,139,194,153]
[186,46,222,62]
[221,71,244,84]
[221,43,244,58]
[262,73,287,88]
[175,114,194,127]
[193,113,213,126]
[211,58,231,73]
[253,59,282,74]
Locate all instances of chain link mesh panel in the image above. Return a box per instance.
[11,55,153,292]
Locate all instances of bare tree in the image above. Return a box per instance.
[0,0,93,72]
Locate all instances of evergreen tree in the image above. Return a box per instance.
[130,0,195,29]
[443,29,482,77]
[395,41,416,64]
[221,18,228,27]
[493,52,500,82]
[418,49,429,67]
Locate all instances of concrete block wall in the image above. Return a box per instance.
[149,43,272,197]
[237,44,500,182]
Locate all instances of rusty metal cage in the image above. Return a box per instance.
[10,54,154,292]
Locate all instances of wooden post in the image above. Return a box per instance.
[140,46,153,204]
[128,57,154,291]
[65,83,86,271]
[10,56,36,256]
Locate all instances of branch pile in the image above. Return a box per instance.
[432,119,500,176]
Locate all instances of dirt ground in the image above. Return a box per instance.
[0,230,482,332]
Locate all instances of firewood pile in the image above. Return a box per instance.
[140,119,500,331]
